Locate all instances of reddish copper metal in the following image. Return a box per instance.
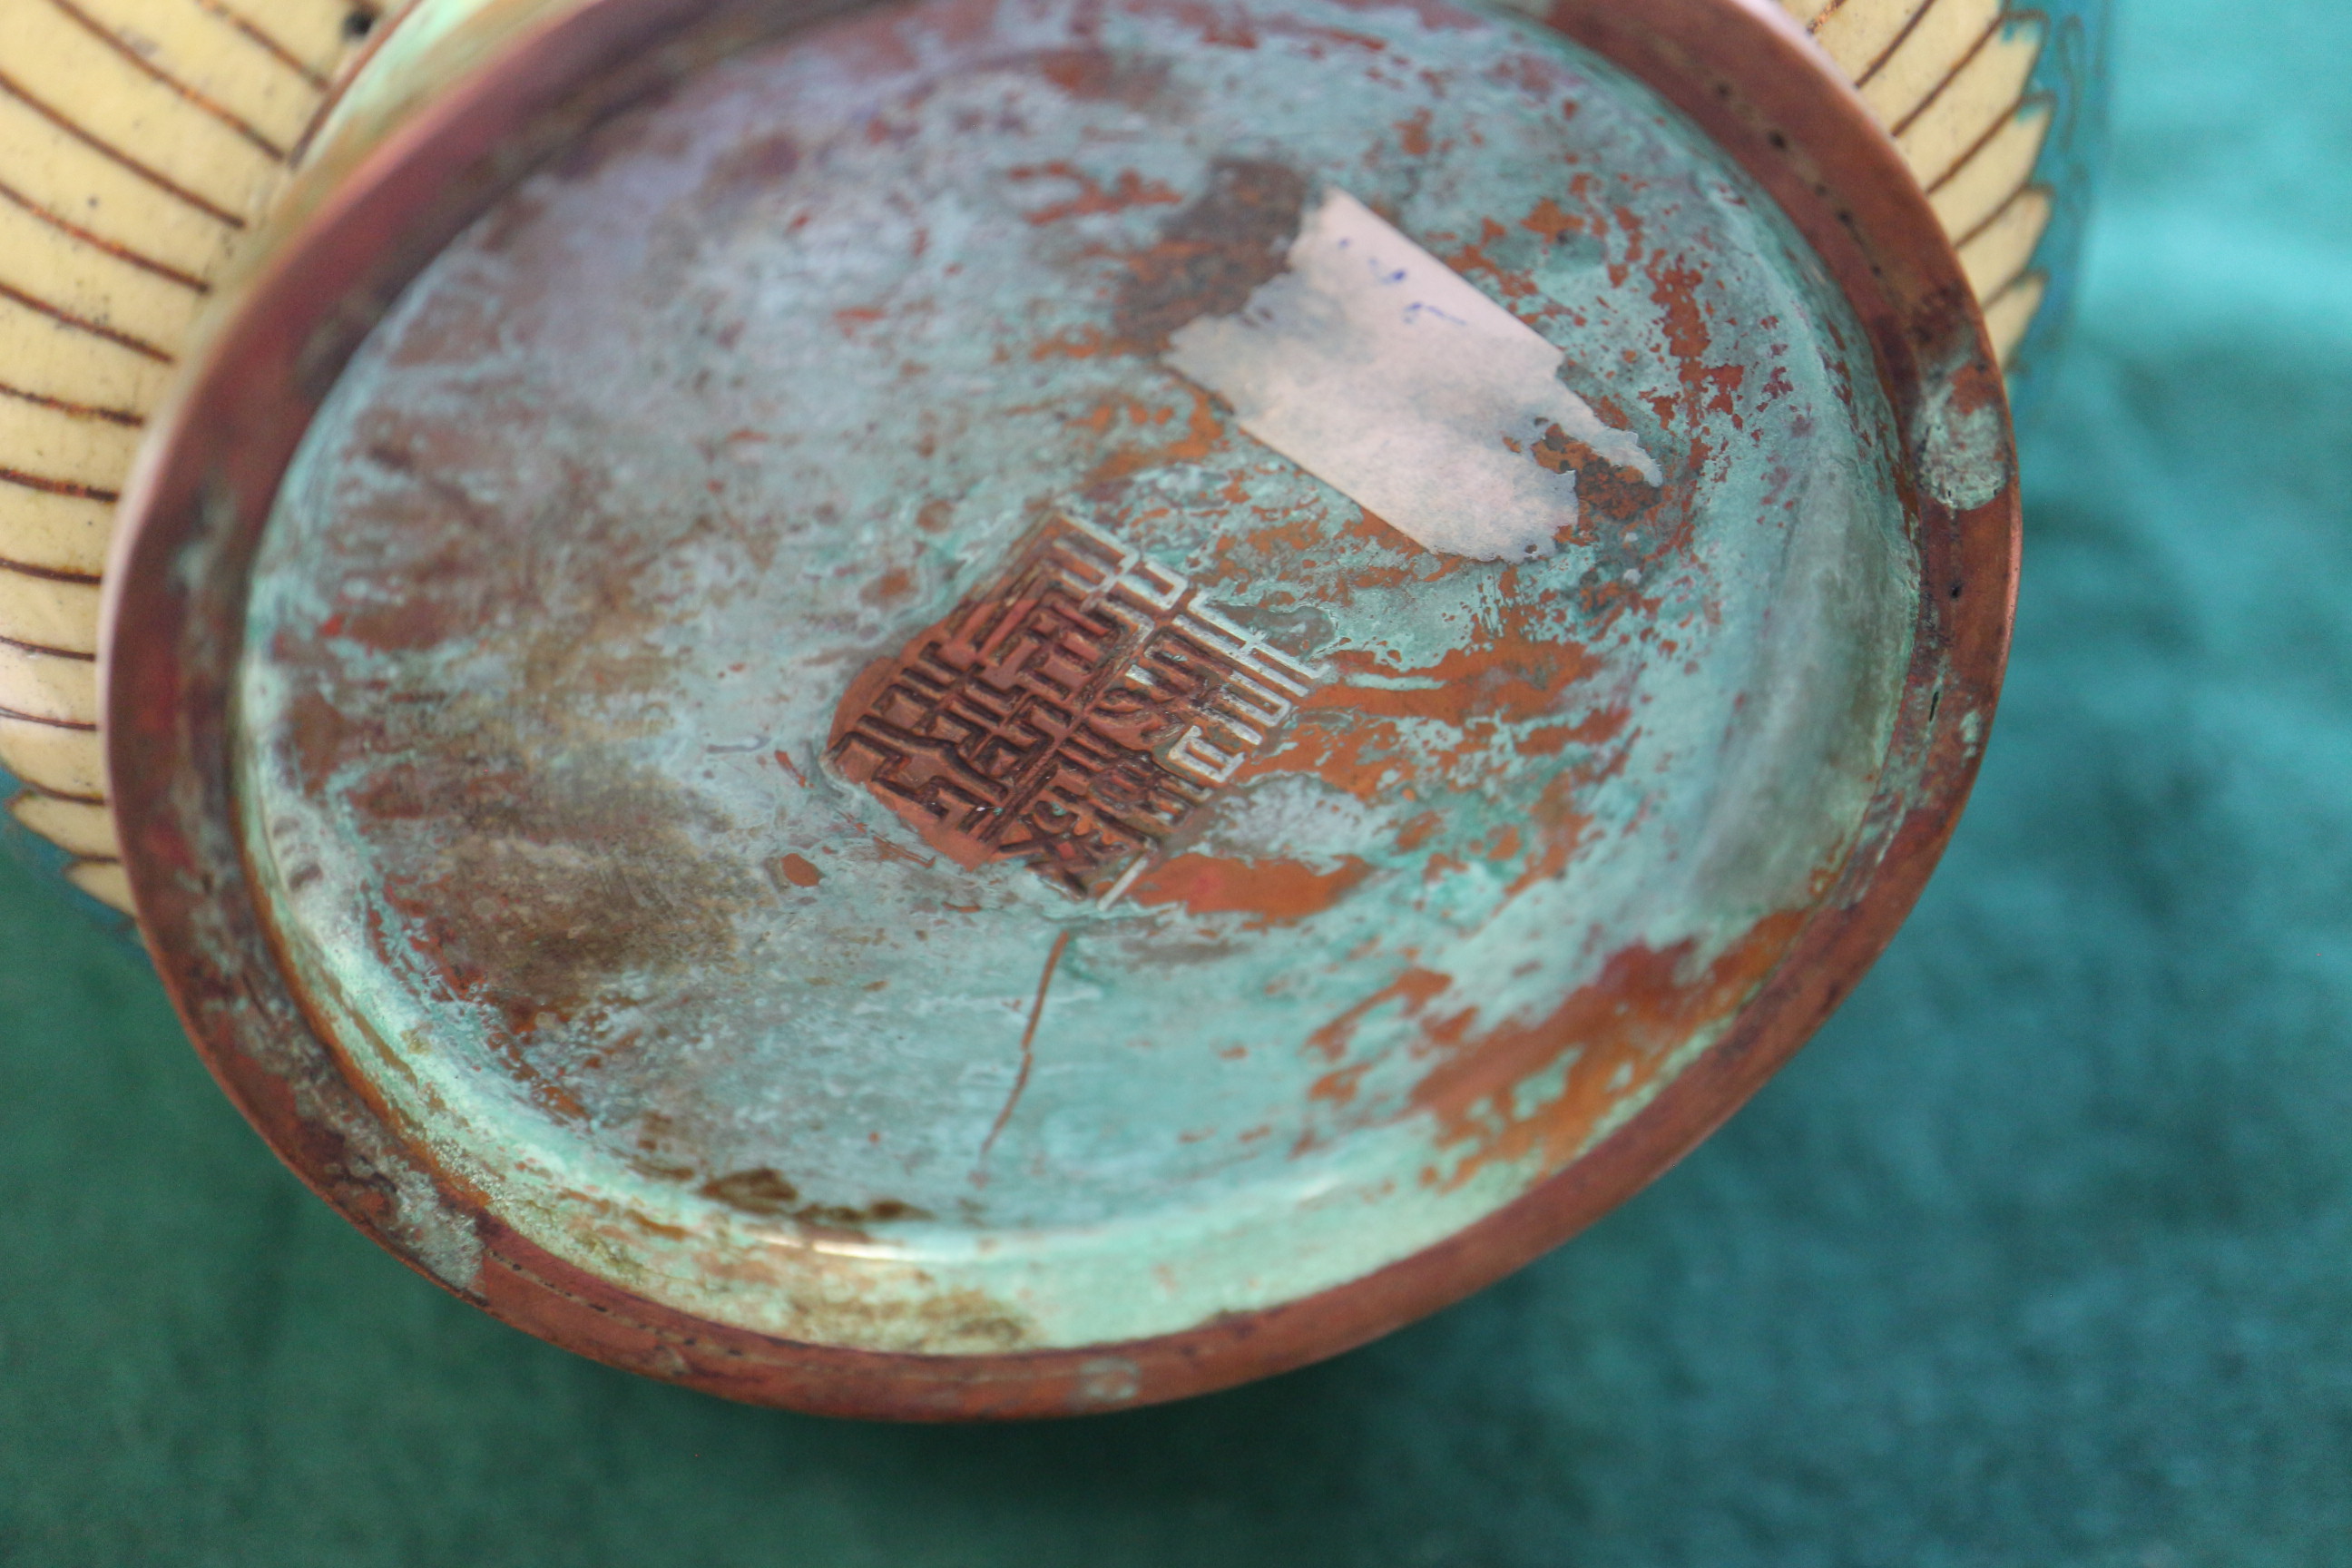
[104,0,2017,1417]
[829,512,1326,901]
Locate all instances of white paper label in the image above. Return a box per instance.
[1165,188,1659,561]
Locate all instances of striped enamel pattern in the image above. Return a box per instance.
[0,0,386,910]
[1786,0,2101,377]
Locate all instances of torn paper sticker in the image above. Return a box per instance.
[1164,188,1660,562]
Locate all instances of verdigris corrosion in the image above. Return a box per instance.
[229,0,1920,1357]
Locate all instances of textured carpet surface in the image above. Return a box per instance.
[3,1,2347,1562]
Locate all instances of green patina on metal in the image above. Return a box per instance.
[232,0,1916,1353]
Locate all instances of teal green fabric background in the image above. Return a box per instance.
[5,1,2347,1559]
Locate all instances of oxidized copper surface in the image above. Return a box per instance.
[103,0,2018,1416]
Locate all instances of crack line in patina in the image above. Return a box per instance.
[975,926,1074,1183]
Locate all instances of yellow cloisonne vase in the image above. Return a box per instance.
[0,0,2103,906]
[4,0,2081,1414]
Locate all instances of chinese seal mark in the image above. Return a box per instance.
[828,514,1321,901]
